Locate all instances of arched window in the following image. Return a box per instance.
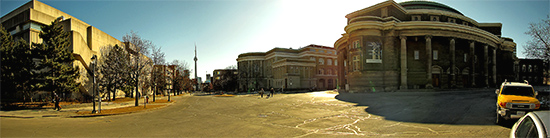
[319,58,324,65]
[318,69,324,75]
[327,59,332,65]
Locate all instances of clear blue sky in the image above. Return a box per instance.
[2,0,549,80]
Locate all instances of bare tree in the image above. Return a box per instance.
[225,65,237,70]
[523,16,550,84]
[123,31,153,106]
[150,44,165,102]
[172,60,191,95]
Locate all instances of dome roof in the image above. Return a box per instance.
[399,1,463,15]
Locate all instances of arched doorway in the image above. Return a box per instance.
[328,79,334,90]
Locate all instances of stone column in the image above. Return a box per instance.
[426,35,433,88]
[469,41,475,87]
[484,44,489,87]
[450,38,456,88]
[400,36,408,89]
[493,47,497,86]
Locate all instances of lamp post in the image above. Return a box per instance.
[91,55,97,114]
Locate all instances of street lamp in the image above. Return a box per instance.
[91,55,97,114]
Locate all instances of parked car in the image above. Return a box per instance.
[496,80,540,125]
[510,111,549,138]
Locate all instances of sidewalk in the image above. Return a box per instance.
[0,94,186,118]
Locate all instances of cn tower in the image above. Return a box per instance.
[194,44,198,91]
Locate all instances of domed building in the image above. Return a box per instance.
[335,0,518,92]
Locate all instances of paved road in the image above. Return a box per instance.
[1,90,513,137]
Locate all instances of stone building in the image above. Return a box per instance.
[212,69,238,91]
[518,59,548,85]
[237,45,338,91]
[334,0,518,93]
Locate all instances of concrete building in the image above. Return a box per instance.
[334,0,518,92]
[237,44,337,91]
[1,0,124,98]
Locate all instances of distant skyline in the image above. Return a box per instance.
[2,0,549,80]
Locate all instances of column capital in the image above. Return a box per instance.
[425,35,432,40]
[469,40,475,44]
[400,35,407,40]
[449,37,456,43]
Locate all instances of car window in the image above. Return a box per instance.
[502,86,535,97]
[515,116,539,138]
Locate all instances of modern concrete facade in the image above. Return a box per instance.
[1,0,123,98]
[334,0,518,93]
[237,44,338,91]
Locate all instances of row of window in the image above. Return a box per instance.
[411,15,470,26]
[310,57,338,66]
[309,49,336,55]
[318,68,337,75]
[521,64,538,73]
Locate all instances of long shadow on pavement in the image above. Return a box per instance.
[335,90,514,126]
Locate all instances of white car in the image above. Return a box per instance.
[510,111,550,138]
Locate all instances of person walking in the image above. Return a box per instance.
[259,88,265,98]
[270,88,275,97]
[54,93,61,111]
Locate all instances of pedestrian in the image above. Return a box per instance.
[259,88,264,98]
[270,88,275,97]
[54,93,61,111]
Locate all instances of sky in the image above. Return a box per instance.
[1,0,549,81]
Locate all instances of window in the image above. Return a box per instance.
[310,49,315,52]
[327,69,332,75]
[433,50,438,60]
[430,16,439,21]
[335,60,338,66]
[343,60,346,67]
[366,42,382,63]
[353,40,360,49]
[529,65,532,72]
[318,69,324,75]
[328,51,333,54]
[216,71,220,75]
[514,116,539,138]
[215,77,221,80]
[414,50,419,60]
[327,59,332,65]
[319,58,325,65]
[353,55,360,71]
[412,15,421,21]
[320,50,325,53]
[522,65,527,72]
[464,53,468,62]
[310,57,315,61]
[448,18,456,23]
